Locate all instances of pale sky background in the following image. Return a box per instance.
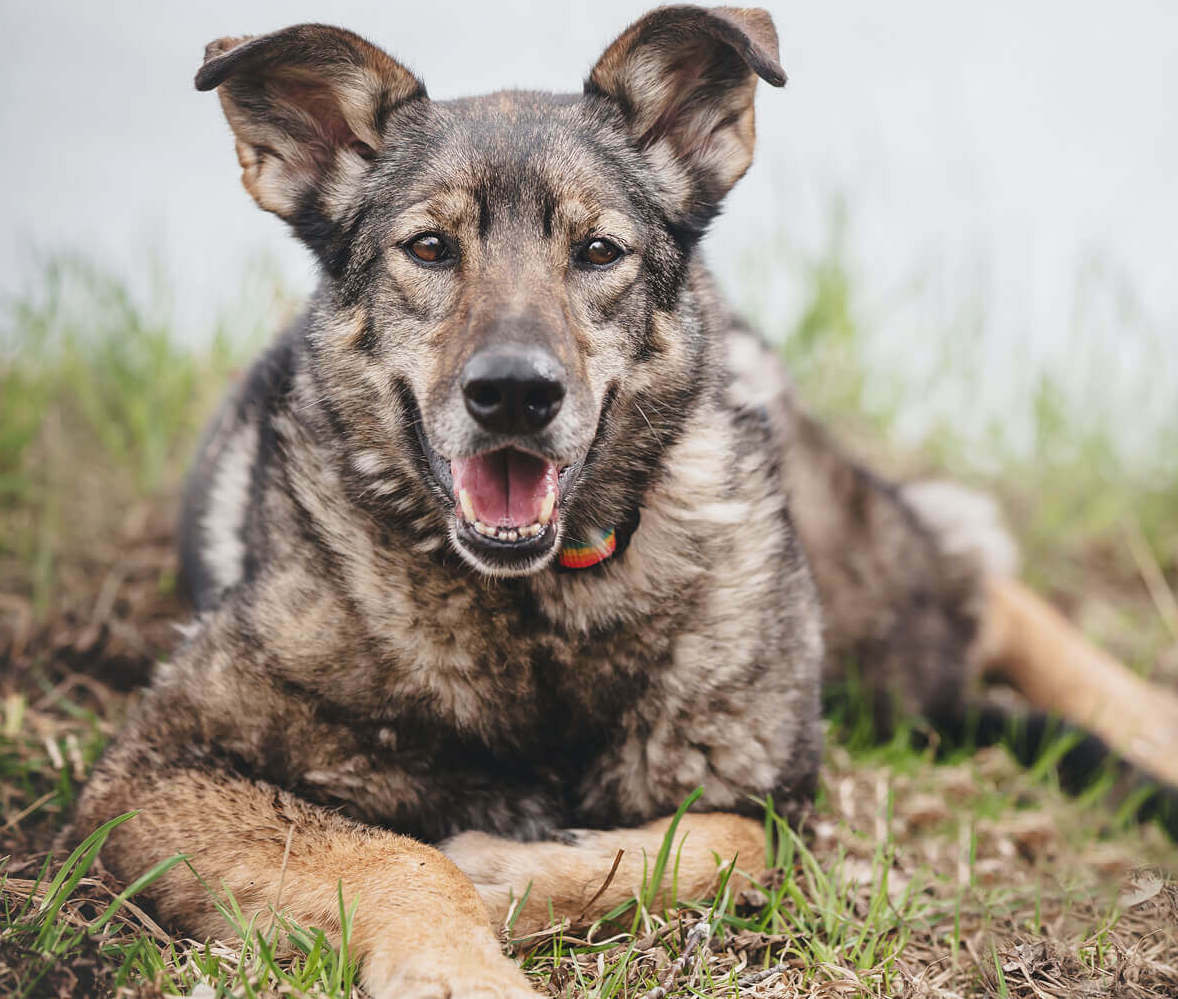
[2,0,1176,458]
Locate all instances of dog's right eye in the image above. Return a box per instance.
[406,233,451,264]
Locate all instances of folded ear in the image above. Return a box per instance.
[586,6,784,227]
[195,24,425,248]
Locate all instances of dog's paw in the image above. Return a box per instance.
[368,972,538,999]
[364,951,538,999]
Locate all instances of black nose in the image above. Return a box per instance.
[461,345,566,434]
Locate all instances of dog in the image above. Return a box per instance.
[75,7,1178,997]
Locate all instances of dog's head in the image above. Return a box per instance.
[196,6,784,576]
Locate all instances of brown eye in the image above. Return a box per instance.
[579,238,623,267]
[407,233,450,264]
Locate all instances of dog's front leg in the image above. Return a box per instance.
[77,748,537,998]
[440,812,766,936]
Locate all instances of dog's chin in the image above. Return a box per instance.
[448,516,563,577]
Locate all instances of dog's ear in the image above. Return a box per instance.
[196,24,425,237]
[586,6,784,224]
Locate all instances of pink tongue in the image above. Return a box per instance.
[451,450,558,526]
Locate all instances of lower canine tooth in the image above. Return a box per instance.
[459,489,475,522]
[538,490,555,526]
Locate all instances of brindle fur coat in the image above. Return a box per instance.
[75,8,1178,998]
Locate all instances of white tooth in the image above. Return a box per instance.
[538,490,556,526]
[475,521,492,536]
[459,489,475,522]
[506,530,518,542]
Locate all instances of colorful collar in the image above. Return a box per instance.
[559,525,617,569]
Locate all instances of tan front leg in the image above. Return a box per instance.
[980,576,1178,786]
[440,812,766,936]
[76,761,537,999]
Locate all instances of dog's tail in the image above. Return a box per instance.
[904,480,1178,794]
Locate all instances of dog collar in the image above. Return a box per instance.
[559,526,617,569]
[556,507,641,572]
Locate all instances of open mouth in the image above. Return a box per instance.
[405,384,617,571]
[451,449,561,553]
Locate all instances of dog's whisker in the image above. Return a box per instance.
[632,401,664,445]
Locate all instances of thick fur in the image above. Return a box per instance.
[75,8,1178,998]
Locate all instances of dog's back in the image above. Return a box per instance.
[178,324,299,610]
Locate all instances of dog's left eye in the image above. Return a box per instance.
[577,238,623,267]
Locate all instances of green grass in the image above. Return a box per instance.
[1,248,1176,997]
